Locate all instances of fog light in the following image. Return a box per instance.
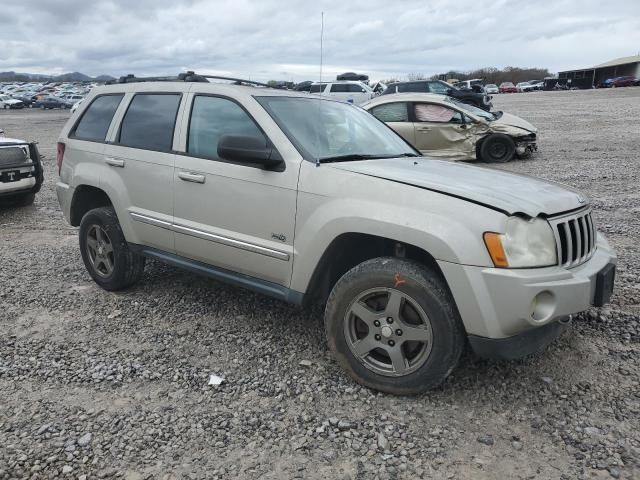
[529,291,556,323]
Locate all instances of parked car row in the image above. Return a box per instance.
[306,79,494,111]
[0,80,92,109]
[597,76,639,88]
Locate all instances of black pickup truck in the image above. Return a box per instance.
[0,130,44,206]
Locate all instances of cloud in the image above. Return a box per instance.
[1,0,639,81]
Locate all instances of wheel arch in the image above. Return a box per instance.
[70,185,113,226]
[302,232,451,306]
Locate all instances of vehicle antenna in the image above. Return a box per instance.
[316,11,324,168]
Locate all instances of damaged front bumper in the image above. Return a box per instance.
[515,133,537,156]
[516,142,537,156]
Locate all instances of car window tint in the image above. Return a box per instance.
[309,84,325,93]
[414,104,461,123]
[370,103,409,122]
[330,84,350,93]
[118,94,181,151]
[73,94,124,142]
[188,96,265,160]
[347,84,364,92]
[427,82,450,94]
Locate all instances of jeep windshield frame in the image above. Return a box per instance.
[255,96,419,163]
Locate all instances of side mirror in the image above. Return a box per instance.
[217,135,283,170]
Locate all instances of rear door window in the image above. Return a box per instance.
[330,84,350,93]
[370,103,409,122]
[347,84,365,92]
[187,95,265,161]
[414,103,463,123]
[72,94,123,142]
[117,94,181,151]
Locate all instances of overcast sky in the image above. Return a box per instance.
[2,0,639,81]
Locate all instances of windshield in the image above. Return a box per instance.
[256,96,418,162]
[444,97,495,121]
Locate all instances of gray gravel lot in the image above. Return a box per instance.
[1,88,639,479]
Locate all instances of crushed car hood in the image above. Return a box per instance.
[492,112,537,133]
[330,158,586,217]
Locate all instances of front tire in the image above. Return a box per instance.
[79,207,145,291]
[479,133,516,163]
[324,257,464,395]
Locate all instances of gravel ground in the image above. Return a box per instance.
[1,88,639,480]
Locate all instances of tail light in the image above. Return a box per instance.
[56,142,65,175]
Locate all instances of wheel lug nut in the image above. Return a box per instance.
[388,340,395,347]
[375,334,381,341]
[387,317,393,324]
[373,320,380,327]
[396,329,403,336]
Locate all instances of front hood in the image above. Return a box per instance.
[329,158,586,217]
[493,112,537,133]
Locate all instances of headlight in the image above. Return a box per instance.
[484,216,557,268]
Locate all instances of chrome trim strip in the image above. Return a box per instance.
[172,223,290,261]
[129,212,291,261]
[129,211,172,230]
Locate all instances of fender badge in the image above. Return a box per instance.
[271,233,286,242]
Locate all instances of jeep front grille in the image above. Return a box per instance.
[549,209,596,268]
[0,146,28,167]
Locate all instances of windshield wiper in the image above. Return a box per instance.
[319,153,415,163]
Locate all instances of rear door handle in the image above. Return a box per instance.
[178,171,206,184]
[105,157,125,167]
[416,126,432,132]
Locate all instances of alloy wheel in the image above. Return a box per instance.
[86,225,114,277]
[343,287,433,377]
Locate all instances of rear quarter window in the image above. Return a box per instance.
[72,94,124,142]
[117,94,181,151]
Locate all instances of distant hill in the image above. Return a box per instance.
[0,71,115,82]
[53,72,92,82]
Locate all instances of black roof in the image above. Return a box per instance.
[336,72,369,81]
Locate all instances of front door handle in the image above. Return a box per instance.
[416,126,432,132]
[105,157,125,167]
[178,171,206,184]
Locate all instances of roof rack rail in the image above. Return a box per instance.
[181,72,275,88]
[105,71,282,89]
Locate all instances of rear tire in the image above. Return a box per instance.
[479,133,516,163]
[324,257,465,395]
[79,207,145,291]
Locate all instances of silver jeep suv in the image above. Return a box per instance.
[56,73,616,394]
